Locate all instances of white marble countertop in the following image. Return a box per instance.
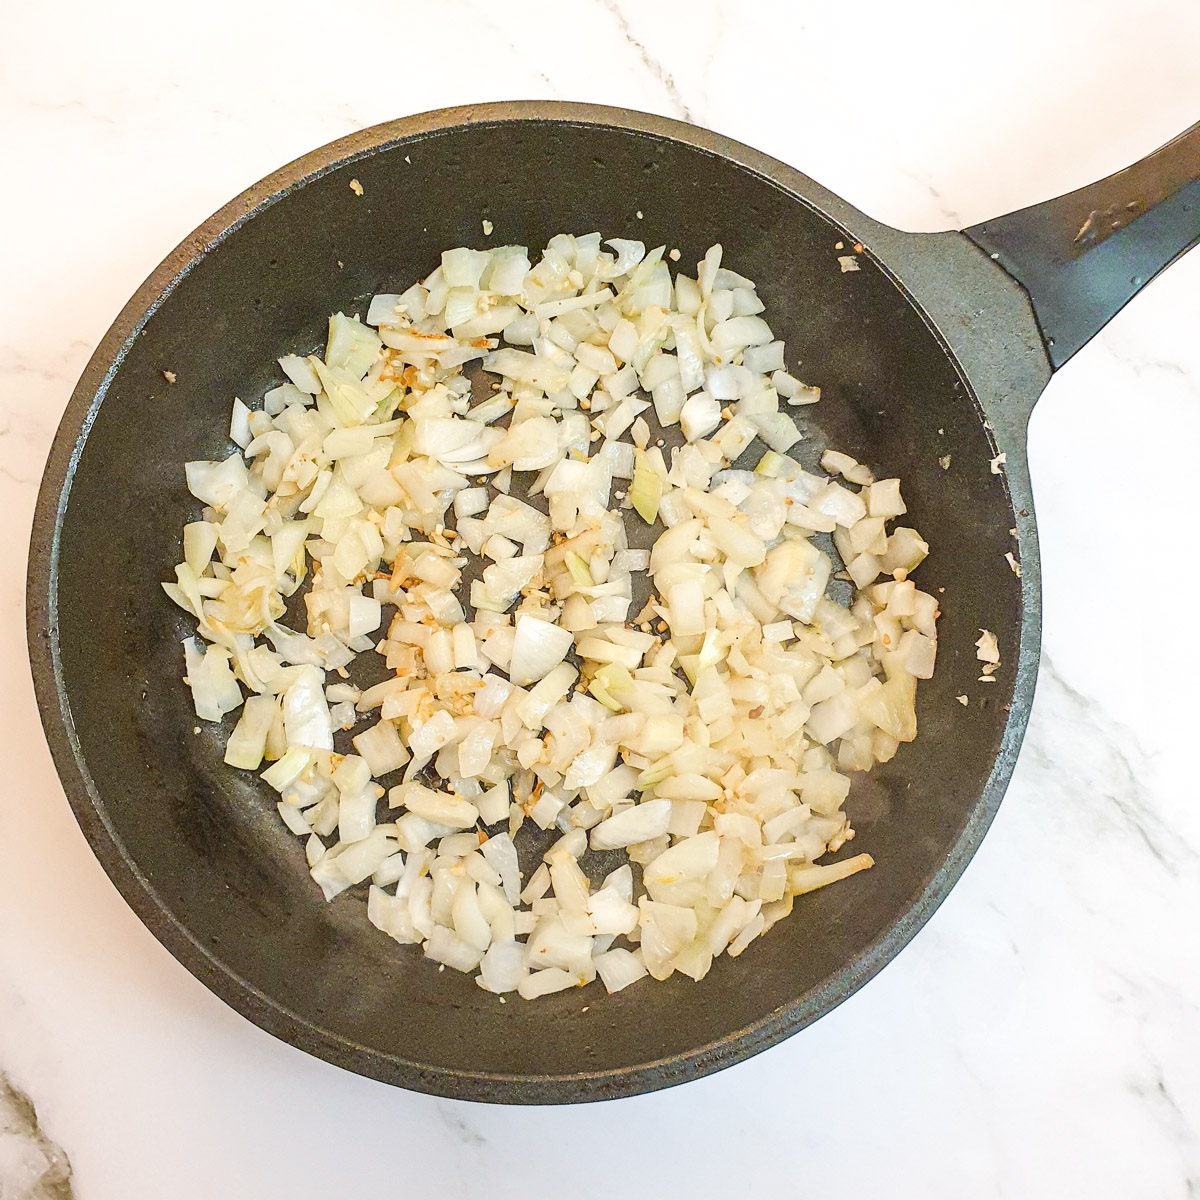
[4,1,1200,1195]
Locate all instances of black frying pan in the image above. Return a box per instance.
[26,103,1199,1104]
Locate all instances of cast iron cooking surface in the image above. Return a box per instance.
[35,110,1024,1101]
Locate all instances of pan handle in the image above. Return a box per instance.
[964,122,1199,369]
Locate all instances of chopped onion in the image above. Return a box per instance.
[224,694,276,769]
[679,392,722,443]
[183,638,244,722]
[169,230,938,1004]
[353,720,409,776]
[282,665,333,750]
[590,799,673,850]
[393,782,480,828]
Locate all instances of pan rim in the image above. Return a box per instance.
[26,100,1038,1104]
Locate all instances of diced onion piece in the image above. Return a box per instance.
[183,638,243,722]
[185,453,249,511]
[392,782,480,828]
[353,720,409,776]
[224,695,277,769]
[282,665,334,750]
[183,521,219,575]
[594,948,648,993]
[666,580,706,637]
[590,800,673,850]
[679,392,722,442]
[867,478,906,518]
[279,354,322,394]
[858,672,918,742]
[508,614,574,686]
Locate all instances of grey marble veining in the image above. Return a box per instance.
[3,0,1199,1195]
[590,0,696,121]
[0,1074,72,1200]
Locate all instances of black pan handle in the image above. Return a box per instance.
[964,122,1200,369]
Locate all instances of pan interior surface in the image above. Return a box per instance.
[46,117,1022,1100]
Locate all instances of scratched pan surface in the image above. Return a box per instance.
[27,103,1196,1103]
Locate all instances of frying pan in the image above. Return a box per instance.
[26,102,1199,1104]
